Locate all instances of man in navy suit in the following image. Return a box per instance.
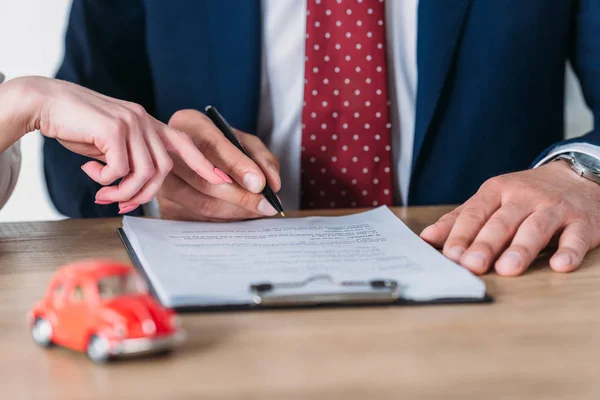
[46,0,600,277]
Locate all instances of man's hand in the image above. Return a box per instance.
[420,160,600,276]
[157,109,282,221]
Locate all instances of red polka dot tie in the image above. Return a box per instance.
[301,0,394,209]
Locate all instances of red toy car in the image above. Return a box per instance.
[28,260,184,362]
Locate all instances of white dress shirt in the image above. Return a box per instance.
[0,142,21,210]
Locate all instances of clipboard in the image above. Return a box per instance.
[117,228,493,312]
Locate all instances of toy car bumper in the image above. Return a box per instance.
[110,330,185,357]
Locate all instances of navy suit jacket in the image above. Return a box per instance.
[45,0,600,218]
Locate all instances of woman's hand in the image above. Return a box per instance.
[2,76,229,214]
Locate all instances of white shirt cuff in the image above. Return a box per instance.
[533,142,600,168]
[0,141,21,209]
[142,198,161,217]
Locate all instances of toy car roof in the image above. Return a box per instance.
[52,260,134,283]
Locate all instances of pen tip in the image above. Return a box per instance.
[280,212,286,217]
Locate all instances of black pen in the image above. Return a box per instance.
[205,106,285,217]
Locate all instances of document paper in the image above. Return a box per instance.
[122,207,486,307]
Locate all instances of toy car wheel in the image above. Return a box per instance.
[86,335,111,363]
[31,317,53,347]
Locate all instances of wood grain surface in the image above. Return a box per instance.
[0,207,598,400]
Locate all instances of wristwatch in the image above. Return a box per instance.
[554,152,600,185]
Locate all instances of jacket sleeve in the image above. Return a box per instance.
[533,0,600,165]
[44,0,152,217]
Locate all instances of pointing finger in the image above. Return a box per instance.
[155,118,228,186]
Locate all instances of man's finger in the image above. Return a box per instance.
[159,173,264,221]
[156,196,198,221]
[495,208,564,276]
[170,156,278,216]
[442,193,501,267]
[157,196,252,222]
[549,222,591,273]
[239,130,281,192]
[459,202,531,275]
[154,118,226,185]
[420,206,463,248]
[168,109,267,193]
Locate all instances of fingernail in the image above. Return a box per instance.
[497,251,522,273]
[420,225,436,239]
[119,204,139,215]
[95,200,112,205]
[257,198,277,216]
[81,164,92,175]
[243,172,263,193]
[446,246,465,262]
[462,251,487,271]
[214,167,233,184]
[552,252,572,270]
[268,163,281,182]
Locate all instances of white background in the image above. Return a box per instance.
[0,0,594,222]
[0,0,71,222]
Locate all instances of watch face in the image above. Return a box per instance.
[573,153,600,174]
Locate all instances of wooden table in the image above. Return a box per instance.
[0,207,598,400]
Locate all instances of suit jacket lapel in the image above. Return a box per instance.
[412,0,473,171]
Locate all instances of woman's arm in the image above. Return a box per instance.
[0,73,25,209]
[0,77,42,153]
[0,76,230,214]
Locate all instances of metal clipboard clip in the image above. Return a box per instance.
[249,275,402,307]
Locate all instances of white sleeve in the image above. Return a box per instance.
[142,198,161,217]
[0,141,21,209]
[533,142,600,168]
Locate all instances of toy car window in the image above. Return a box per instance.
[97,273,146,300]
[52,284,64,303]
[72,285,85,302]
[53,284,63,297]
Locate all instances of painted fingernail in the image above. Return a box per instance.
[446,246,465,262]
[81,163,93,175]
[95,200,112,205]
[214,167,233,184]
[462,251,487,271]
[497,251,522,273]
[257,198,277,216]
[552,252,572,270]
[119,204,139,215]
[243,172,263,193]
